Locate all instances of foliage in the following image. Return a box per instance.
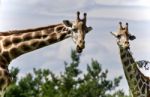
[5,50,130,97]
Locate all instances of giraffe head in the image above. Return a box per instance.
[63,11,92,53]
[111,22,136,49]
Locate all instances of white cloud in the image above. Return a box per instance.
[88,7,150,21]
[0,0,150,27]
[95,0,150,7]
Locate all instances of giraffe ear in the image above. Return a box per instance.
[129,35,136,40]
[86,26,92,33]
[63,20,72,27]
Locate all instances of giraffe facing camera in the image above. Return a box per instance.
[110,22,136,49]
[111,22,150,97]
[63,11,92,53]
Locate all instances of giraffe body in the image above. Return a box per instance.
[0,12,92,97]
[111,22,150,97]
[0,24,68,97]
[0,24,70,65]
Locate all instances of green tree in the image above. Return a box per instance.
[5,50,130,97]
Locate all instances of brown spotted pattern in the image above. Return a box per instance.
[0,12,92,96]
[119,42,150,97]
[0,25,70,97]
[0,24,70,64]
[111,22,150,97]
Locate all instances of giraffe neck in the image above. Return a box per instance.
[119,47,150,97]
[0,66,11,95]
[0,23,71,66]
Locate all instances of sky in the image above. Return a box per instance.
[0,0,150,95]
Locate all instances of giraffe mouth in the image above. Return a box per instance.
[125,46,130,50]
[76,46,83,53]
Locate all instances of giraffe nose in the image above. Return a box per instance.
[125,41,129,44]
[76,45,82,53]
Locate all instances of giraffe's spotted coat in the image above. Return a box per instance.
[112,22,150,97]
[0,25,73,97]
[0,12,92,97]
[0,24,73,96]
[120,48,150,97]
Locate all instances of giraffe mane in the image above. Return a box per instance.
[0,23,63,36]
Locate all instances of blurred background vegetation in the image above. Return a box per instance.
[5,50,131,97]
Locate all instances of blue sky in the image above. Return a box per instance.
[0,0,150,94]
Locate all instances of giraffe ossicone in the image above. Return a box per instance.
[0,11,92,97]
[111,22,150,97]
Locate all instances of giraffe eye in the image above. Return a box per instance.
[72,28,78,32]
[117,35,121,38]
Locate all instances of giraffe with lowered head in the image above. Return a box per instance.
[111,22,150,97]
[0,11,92,97]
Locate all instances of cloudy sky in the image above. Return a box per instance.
[0,0,150,94]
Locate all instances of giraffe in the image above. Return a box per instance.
[111,22,150,97]
[0,11,92,97]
